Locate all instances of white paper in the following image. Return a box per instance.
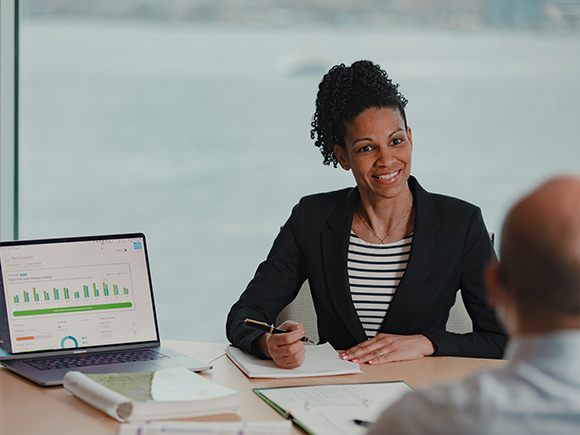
[257,382,412,435]
[63,368,241,422]
[226,343,361,378]
[117,420,292,435]
[63,370,131,421]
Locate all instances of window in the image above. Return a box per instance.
[7,1,580,342]
[0,0,18,241]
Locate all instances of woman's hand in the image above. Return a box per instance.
[340,333,435,365]
[257,320,307,369]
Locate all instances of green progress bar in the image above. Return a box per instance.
[13,302,132,317]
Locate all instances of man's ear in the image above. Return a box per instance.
[485,260,517,334]
[334,144,350,171]
[484,261,503,308]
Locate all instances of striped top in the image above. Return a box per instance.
[348,232,413,338]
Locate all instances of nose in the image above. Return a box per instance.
[376,144,394,166]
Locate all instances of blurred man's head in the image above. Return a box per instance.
[487,176,580,336]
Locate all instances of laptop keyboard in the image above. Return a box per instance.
[25,349,169,371]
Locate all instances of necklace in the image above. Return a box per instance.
[357,202,413,245]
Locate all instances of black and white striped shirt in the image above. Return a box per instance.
[348,232,413,338]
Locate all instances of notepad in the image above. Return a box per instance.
[225,343,361,378]
[254,382,412,435]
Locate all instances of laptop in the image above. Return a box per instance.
[0,233,211,386]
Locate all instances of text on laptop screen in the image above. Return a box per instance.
[0,236,158,354]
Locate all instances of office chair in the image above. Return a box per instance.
[276,281,319,343]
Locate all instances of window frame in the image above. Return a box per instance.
[0,0,18,240]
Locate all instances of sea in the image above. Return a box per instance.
[16,18,580,343]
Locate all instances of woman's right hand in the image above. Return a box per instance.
[258,320,306,369]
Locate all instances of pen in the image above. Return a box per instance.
[353,419,373,428]
[243,318,315,343]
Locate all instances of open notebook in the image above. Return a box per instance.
[0,233,211,386]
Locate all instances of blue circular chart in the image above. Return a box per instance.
[61,335,79,348]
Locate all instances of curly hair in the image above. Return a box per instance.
[310,60,408,167]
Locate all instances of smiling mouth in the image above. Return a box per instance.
[374,170,400,183]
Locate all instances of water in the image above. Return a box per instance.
[17,19,580,343]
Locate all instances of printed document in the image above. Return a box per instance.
[254,382,412,435]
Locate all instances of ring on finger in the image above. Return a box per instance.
[376,350,383,358]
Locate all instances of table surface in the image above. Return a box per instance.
[0,341,506,434]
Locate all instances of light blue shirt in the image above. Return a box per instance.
[368,331,580,434]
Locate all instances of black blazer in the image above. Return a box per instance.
[226,176,507,359]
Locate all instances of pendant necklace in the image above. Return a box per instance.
[357,202,413,245]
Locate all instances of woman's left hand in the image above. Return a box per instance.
[340,333,435,365]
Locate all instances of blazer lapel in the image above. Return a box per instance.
[382,177,440,331]
[321,188,368,343]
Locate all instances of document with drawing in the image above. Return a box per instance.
[63,367,240,422]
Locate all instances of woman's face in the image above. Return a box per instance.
[334,107,413,203]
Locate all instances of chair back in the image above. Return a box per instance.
[276,281,319,343]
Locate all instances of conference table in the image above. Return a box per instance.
[0,341,506,434]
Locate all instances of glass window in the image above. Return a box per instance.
[16,1,580,343]
[0,0,18,241]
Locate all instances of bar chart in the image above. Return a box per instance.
[6,263,135,316]
[14,282,130,304]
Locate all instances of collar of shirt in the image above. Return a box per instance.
[506,330,580,379]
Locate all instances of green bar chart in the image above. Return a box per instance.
[7,263,135,316]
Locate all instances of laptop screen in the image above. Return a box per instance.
[0,234,159,355]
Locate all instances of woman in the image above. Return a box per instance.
[226,60,507,369]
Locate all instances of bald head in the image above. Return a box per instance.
[499,176,580,320]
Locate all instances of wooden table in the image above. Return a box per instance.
[0,341,506,434]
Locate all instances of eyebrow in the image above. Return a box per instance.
[351,128,404,146]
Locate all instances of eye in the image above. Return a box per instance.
[391,137,403,146]
[357,144,373,153]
